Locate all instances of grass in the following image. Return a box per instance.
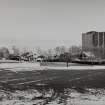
[0,68,105,92]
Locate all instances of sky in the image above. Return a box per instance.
[0,0,105,50]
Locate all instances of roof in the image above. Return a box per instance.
[84,31,105,35]
[82,51,95,57]
[86,31,97,34]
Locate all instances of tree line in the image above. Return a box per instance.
[0,45,82,62]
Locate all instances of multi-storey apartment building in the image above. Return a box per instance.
[82,31,105,59]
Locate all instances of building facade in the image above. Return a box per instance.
[82,31,105,59]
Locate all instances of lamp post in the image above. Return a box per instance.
[65,52,70,68]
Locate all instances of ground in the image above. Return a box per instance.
[0,62,105,105]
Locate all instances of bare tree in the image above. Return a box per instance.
[54,46,66,55]
[54,46,61,55]
[60,46,66,54]
[47,49,54,60]
[12,46,20,56]
[0,47,10,59]
[69,45,82,55]
[35,47,42,56]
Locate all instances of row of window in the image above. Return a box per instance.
[93,32,105,47]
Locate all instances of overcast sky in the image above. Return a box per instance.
[0,0,105,50]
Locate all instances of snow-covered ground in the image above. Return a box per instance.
[43,65,105,70]
[0,62,105,72]
[0,62,105,71]
[0,89,105,105]
[0,62,44,71]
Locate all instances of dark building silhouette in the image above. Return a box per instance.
[82,31,105,59]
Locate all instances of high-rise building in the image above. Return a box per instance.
[82,31,105,59]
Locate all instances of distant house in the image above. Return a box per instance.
[21,52,32,61]
[79,51,95,60]
[36,57,43,62]
[36,55,45,62]
[20,52,37,61]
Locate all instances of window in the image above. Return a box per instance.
[93,32,98,47]
[104,32,105,45]
[99,32,103,46]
